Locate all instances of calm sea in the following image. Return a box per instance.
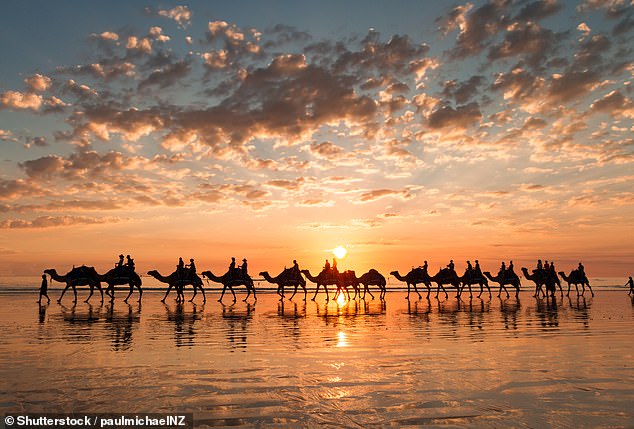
[1,289,633,427]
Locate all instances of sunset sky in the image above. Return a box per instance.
[1,1,633,277]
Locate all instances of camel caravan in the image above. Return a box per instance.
[43,255,594,304]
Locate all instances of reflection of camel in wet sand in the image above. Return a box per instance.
[201,270,256,303]
[45,267,103,303]
[99,267,143,303]
[558,270,594,296]
[483,271,520,298]
[458,271,491,298]
[301,269,344,301]
[259,269,307,301]
[147,270,206,303]
[390,269,432,300]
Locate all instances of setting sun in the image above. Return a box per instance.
[332,246,348,259]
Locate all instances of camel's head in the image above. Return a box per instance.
[147,270,158,277]
[258,271,267,276]
[390,271,398,276]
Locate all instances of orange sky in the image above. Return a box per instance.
[1,2,633,278]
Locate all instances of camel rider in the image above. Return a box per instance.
[578,262,585,274]
[187,258,196,278]
[292,260,300,277]
[544,261,550,272]
[475,260,482,277]
[447,259,455,271]
[241,258,248,277]
[508,260,515,274]
[419,260,429,274]
[324,259,331,272]
[536,259,543,271]
[117,254,124,268]
[178,257,184,271]
[229,257,236,270]
[466,260,473,281]
[626,276,634,295]
[499,261,506,281]
[126,255,135,271]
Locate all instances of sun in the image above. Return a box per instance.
[332,245,348,259]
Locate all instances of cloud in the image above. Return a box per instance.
[442,76,485,104]
[356,188,415,203]
[150,6,192,28]
[590,89,634,118]
[0,91,42,111]
[440,0,512,59]
[487,21,559,67]
[24,74,52,92]
[138,60,190,89]
[426,102,482,129]
[92,31,119,42]
[0,215,121,229]
[515,0,563,21]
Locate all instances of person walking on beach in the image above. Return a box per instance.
[626,276,634,295]
[38,274,50,304]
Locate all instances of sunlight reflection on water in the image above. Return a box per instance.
[1,291,633,427]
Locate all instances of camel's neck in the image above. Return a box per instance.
[261,272,277,283]
[301,270,319,282]
[394,271,406,282]
[150,272,170,283]
[203,271,224,282]
[47,270,66,282]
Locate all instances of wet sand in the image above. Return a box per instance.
[1,290,633,427]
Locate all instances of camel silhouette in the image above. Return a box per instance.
[458,270,491,298]
[201,270,256,303]
[259,268,307,301]
[390,268,433,299]
[483,271,520,298]
[521,267,560,298]
[428,268,460,299]
[301,269,348,301]
[558,269,593,296]
[100,266,142,303]
[147,269,206,303]
[354,269,387,300]
[45,267,103,304]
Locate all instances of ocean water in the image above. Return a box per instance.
[1,290,633,427]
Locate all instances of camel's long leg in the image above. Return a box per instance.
[199,284,206,303]
[311,284,321,301]
[124,283,134,303]
[412,282,422,300]
[136,283,143,303]
[72,285,78,303]
[58,284,71,303]
[365,284,375,300]
[324,285,330,301]
[161,285,173,303]
[85,285,95,303]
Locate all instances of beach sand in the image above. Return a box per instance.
[1,290,633,427]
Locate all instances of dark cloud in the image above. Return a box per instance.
[440,0,512,59]
[333,32,431,77]
[487,22,560,67]
[426,102,482,130]
[442,76,485,104]
[515,0,563,21]
[138,60,191,90]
